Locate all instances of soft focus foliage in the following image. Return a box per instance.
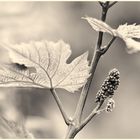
[0,117,33,138]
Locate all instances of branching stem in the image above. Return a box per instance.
[78,100,104,131]
[65,100,104,138]
[108,1,118,8]
[73,1,109,125]
[101,37,116,55]
[98,1,104,7]
[73,50,102,123]
[65,2,117,138]
[50,1,118,139]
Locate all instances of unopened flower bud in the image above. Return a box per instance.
[95,68,120,103]
[106,98,115,113]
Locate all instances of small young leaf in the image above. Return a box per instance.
[82,16,116,36]
[83,16,140,54]
[0,40,90,92]
[116,23,140,39]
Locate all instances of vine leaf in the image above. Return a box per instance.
[116,23,140,38]
[0,40,90,92]
[116,24,140,53]
[82,16,116,36]
[122,38,140,54]
[83,16,140,53]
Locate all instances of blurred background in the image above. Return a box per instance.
[0,1,140,138]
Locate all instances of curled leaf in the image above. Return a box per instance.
[0,40,90,92]
[82,16,116,36]
[123,38,140,54]
[115,23,140,53]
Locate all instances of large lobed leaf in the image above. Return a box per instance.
[0,40,90,92]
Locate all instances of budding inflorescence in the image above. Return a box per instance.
[95,68,120,103]
[106,98,115,113]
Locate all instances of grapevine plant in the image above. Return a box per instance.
[0,1,140,138]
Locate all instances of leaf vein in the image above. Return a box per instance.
[54,53,86,87]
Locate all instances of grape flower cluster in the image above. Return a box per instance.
[95,68,120,103]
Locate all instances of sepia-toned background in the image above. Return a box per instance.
[0,1,140,138]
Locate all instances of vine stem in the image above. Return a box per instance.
[50,88,70,125]
[65,2,118,138]
[73,50,102,123]
[101,36,116,55]
[73,1,109,126]
[49,1,117,139]
[65,100,104,139]
[78,100,104,131]
[65,50,102,139]
[108,1,118,8]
